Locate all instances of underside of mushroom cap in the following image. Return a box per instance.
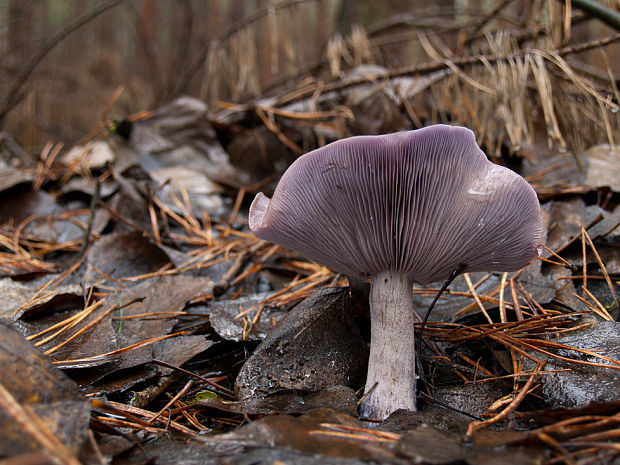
[249,125,543,284]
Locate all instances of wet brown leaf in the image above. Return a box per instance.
[0,324,90,457]
[209,292,287,341]
[83,230,172,284]
[235,287,367,399]
[583,144,620,192]
[196,408,391,462]
[0,278,83,323]
[0,186,58,225]
[196,385,358,416]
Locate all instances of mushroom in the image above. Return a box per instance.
[248,125,543,420]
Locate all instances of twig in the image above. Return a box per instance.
[464,362,543,438]
[309,423,400,442]
[499,272,508,323]
[416,264,465,393]
[540,244,578,271]
[562,0,620,31]
[463,272,494,324]
[255,106,304,154]
[509,277,524,320]
[582,227,619,309]
[151,359,234,395]
[575,287,614,321]
[147,380,193,425]
[213,240,266,297]
[278,32,620,106]
[93,399,195,435]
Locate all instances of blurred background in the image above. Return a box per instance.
[0,0,619,157]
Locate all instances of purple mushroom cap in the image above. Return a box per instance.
[249,125,543,284]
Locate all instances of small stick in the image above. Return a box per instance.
[151,359,234,395]
[583,227,618,309]
[581,227,588,297]
[464,272,493,324]
[540,244,577,270]
[509,277,524,320]
[147,380,193,425]
[416,264,466,392]
[499,272,508,323]
[464,362,543,438]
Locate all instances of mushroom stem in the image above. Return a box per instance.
[360,271,417,420]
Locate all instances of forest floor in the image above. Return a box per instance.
[1,16,620,465]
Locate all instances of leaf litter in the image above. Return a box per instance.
[1,8,620,465]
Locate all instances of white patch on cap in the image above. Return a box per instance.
[468,164,510,197]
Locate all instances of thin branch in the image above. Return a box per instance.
[562,0,620,31]
[276,32,620,107]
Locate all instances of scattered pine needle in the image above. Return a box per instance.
[309,423,400,443]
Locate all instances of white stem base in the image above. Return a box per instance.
[359,271,416,420]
